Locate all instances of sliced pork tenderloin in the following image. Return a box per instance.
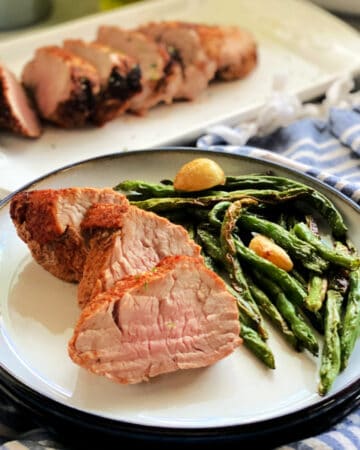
[69,255,241,384]
[10,188,129,282]
[97,26,182,114]
[63,40,141,125]
[22,46,101,127]
[0,64,41,138]
[139,21,217,100]
[78,203,202,308]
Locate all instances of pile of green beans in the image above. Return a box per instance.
[114,174,360,396]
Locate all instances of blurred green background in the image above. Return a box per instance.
[0,0,144,40]
[43,0,143,26]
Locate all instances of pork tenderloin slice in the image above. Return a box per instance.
[78,203,202,307]
[0,65,41,138]
[10,188,129,282]
[63,40,142,125]
[22,46,101,128]
[97,26,182,114]
[183,23,258,81]
[69,255,241,384]
[139,22,217,100]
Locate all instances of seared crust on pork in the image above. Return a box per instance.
[69,255,241,384]
[10,188,129,282]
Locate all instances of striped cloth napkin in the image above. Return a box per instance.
[197,77,360,205]
[1,79,360,450]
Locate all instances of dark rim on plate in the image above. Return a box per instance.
[1,148,360,447]
[0,363,359,448]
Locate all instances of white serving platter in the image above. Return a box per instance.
[0,0,359,193]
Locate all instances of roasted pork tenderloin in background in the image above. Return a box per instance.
[0,64,41,138]
[139,22,257,99]
[168,22,258,81]
[22,46,101,127]
[78,203,202,308]
[63,40,142,125]
[10,188,129,282]
[69,255,241,384]
[97,26,182,114]
[139,21,217,100]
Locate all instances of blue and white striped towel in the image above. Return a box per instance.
[197,107,360,205]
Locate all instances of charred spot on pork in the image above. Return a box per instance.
[108,65,142,100]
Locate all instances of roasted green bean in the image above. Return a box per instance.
[293,223,360,270]
[319,289,343,396]
[340,269,360,370]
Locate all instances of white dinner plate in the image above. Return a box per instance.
[0,0,360,193]
[0,148,359,447]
